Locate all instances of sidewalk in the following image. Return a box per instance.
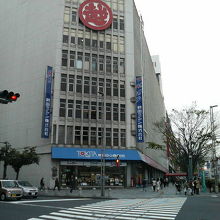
[38,185,198,199]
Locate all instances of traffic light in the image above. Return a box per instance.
[116,155,120,167]
[0,90,20,104]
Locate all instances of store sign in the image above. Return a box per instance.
[136,76,144,143]
[79,0,113,30]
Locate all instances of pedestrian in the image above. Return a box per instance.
[152,178,156,192]
[183,181,189,196]
[40,177,45,191]
[53,177,60,191]
[156,178,161,192]
[195,179,200,195]
[70,177,76,193]
[142,179,147,192]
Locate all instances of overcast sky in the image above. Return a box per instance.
[134,0,220,114]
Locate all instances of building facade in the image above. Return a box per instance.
[0,0,168,188]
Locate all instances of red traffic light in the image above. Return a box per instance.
[8,92,20,102]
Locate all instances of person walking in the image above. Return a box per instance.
[142,179,147,192]
[53,177,60,191]
[156,178,161,192]
[195,178,200,194]
[152,178,156,192]
[40,177,45,191]
[70,177,76,193]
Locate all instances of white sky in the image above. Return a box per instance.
[134,0,220,114]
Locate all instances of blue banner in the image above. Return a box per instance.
[136,76,144,143]
[52,147,141,161]
[41,66,53,138]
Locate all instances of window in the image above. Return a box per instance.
[69,75,74,92]
[62,50,68,67]
[90,127,96,145]
[119,0,124,12]
[98,102,102,119]
[92,54,97,72]
[84,76,90,94]
[83,127,89,145]
[84,53,90,70]
[76,75,82,93]
[106,103,111,120]
[71,11,77,22]
[91,101,97,119]
[106,128,111,146]
[113,128,119,146]
[91,77,97,95]
[58,125,65,144]
[67,100,74,117]
[120,18,124,30]
[112,0,118,10]
[67,126,73,144]
[69,51,75,67]
[75,100,82,118]
[61,74,67,91]
[99,34,104,49]
[106,35,111,50]
[120,58,125,74]
[64,7,70,23]
[59,99,66,117]
[98,78,104,94]
[113,18,118,29]
[113,36,118,53]
[85,38,91,47]
[119,37,125,53]
[98,127,102,145]
[106,79,111,96]
[76,52,83,69]
[113,57,118,73]
[120,80,125,97]
[120,129,126,147]
[70,29,76,44]
[92,39,98,48]
[120,104,125,121]
[78,37,84,47]
[113,80,118,96]
[106,56,111,73]
[75,126,81,145]
[113,104,119,121]
[63,28,69,44]
[99,55,104,72]
[53,124,56,144]
[83,101,89,119]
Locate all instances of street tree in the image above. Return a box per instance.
[9,146,39,180]
[151,104,218,173]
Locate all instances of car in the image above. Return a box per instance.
[16,180,38,198]
[0,179,23,201]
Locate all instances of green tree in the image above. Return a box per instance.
[9,146,39,180]
[152,104,218,173]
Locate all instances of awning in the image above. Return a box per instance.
[165,173,187,177]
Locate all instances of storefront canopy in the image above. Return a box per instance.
[51,147,168,173]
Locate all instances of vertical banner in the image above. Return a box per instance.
[42,66,53,138]
[136,76,144,143]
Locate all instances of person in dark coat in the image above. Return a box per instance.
[142,179,147,192]
[53,178,60,191]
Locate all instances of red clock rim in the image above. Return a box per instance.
[79,0,113,30]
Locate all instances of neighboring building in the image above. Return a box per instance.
[0,0,168,188]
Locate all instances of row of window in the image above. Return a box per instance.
[54,125,126,147]
[59,99,126,122]
[61,75,125,97]
[62,51,125,74]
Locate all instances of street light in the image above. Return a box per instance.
[210,105,218,193]
[98,91,105,197]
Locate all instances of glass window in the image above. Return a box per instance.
[71,11,77,22]
[76,75,82,93]
[119,37,125,53]
[113,128,119,146]
[83,127,89,145]
[99,34,104,49]
[106,35,111,50]
[120,18,124,31]
[98,102,102,120]
[59,99,66,117]
[120,104,125,121]
[113,57,118,73]
[69,75,74,92]
[84,53,90,70]
[92,40,98,48]
[113,17,118,29]
[76,52,83,69]
[106,56,111,73]
[69,51,75,67]
[106,79,111,96]
[98,127,102,145]
[58,125,65,144]
[91,77,97,95]
[120,129,126,147]
[78,37,84,47]
[106,103,111,120]
[113,103,119,121]
[84,76,90,94]
[112,0,118,10]
[53,124,56,144]
[120,58,125,74]
[106,128,111,146]
[99,55,104,72]
[91,127,96,145]
[71,29,76,44]
[63,28,69,44]
[75,100,82,118]
[68,100,74,117]
[113,36,118,53]
[119,0,124,12]
[85,38,91,47]
[64,7,70,23]
[83,101,89,119]
[120,80,125,97]
[113,80,118,96]
[92,54,97,72]
[98,78,104,94]
[67,126,73,144]
[61,74,67,91]
[75,126,81,145]
[91,101,97,119]
[62,50,68,67]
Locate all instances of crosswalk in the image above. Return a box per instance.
[28,198,186,220]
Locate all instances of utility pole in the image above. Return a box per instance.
[188,154,193,181]
[210,105,218,193]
